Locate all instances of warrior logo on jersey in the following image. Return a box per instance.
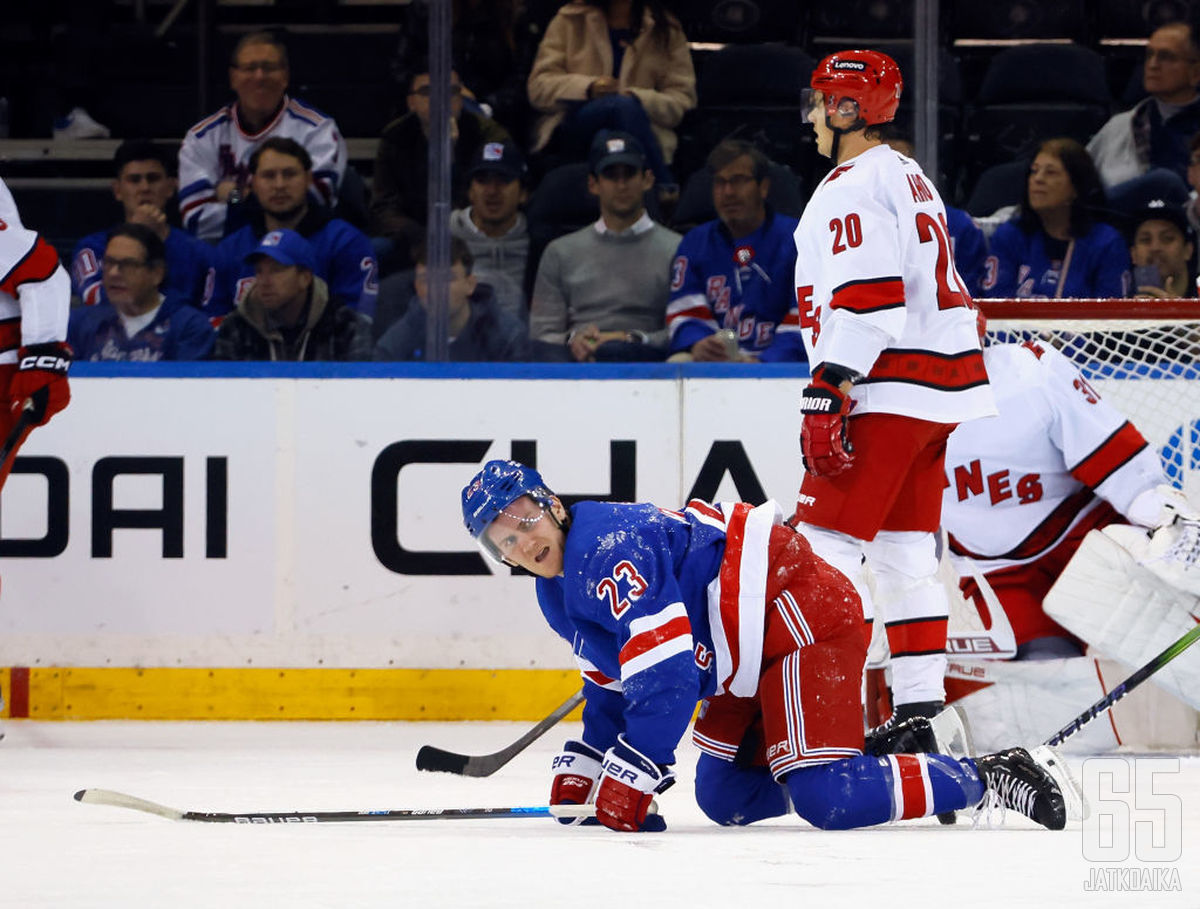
[596,560,649,619]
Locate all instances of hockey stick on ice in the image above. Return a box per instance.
[416,688,586,776]
[74,788,613,824]
[1044,621,1200,747]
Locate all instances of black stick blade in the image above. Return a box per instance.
[415,745,470,775]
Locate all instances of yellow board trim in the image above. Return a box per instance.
[6,668,583,721]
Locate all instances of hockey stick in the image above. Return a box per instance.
[0,400,35,473]
[74,788,605,824]
[1044,621,1200,747]
[416,688,586,776]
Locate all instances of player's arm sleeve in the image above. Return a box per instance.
[1092,229,1133,299]
[307,117,347,208]
[664,240,717,353]
[811,189,906,376]
[624,25,697,129]
[3,233,70,345]
[982,222,1019,297]
[1042,346,1162,514]
[177,133,226,242]
[528,242,570,344]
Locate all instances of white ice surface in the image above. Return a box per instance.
[0,720,1196,908]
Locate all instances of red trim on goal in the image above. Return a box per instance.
[976,298,1200,320]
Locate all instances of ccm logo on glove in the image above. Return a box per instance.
[19,353,70,373]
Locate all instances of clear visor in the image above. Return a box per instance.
[801,87,824,116]
[478,497,548,563]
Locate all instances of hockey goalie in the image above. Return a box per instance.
[936,336,1200,752]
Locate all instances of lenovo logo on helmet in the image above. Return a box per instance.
[833,60,867,71]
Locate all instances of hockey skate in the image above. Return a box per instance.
[975,745,1077,830]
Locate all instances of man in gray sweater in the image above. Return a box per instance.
[529,130,681,362]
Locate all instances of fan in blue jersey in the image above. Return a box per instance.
[665,140,804,362]
[461,460,1079,833]
[71,141,216,310]
[209,138,378,320]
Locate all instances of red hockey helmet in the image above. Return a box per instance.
[809,49,903,127]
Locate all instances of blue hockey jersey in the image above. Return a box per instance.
[665,212,805,362]
[68,294,215,361]
[535,498,783,766]
[984,220,1132,299]
[71,226,216,309]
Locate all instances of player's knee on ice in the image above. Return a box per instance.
[694,754,789,826]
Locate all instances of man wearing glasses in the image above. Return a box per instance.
[178,31,348,242]
[1088,21,1200,192]
[370,59,512,273]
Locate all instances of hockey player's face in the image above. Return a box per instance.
[805,92,835,158]
[484,496,566,577]
[230,42,288,117]
[252,149,311,217]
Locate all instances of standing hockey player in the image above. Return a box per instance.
[461,460,1075,833]
[0,176,72,493]
[791,50,995,725]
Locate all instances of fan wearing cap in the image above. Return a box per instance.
[212,229,373,361]
[1129,199,1196,298]
[449,141,531,324]
[530,129,681,361]
[791,50,996,734]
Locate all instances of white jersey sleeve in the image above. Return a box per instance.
[0,177,70,359]
[793,145,993,423]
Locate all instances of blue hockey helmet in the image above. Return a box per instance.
[462,460,557,554]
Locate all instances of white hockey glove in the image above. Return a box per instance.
[1141,485,1200,597]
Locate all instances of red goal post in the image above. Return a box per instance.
[974,298,1200,500]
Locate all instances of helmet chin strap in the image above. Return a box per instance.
[823,101,867,164]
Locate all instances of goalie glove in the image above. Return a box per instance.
[594,736,674,832]
[1141,485,1200,597]
[11,342,72,427]
[800,364,858,478]
[549,739,604,826]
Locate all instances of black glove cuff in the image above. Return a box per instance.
[813,362,860,388]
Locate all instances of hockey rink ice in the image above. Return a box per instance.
[1,719,1196,908]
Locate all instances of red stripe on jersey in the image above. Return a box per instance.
[829,277,905,314]
[885,617,949,658]
[894,754,929,818]
[0,318,20,353]
[619,615,692,666]
[666,302,712,324]
[948,488,1097,562]
[180,194,217,216]
[779,310,800,326]
[867,348,988,392]
[0,235,60,297]
[685,499,724,521]
[716,503,753,679]
[1071,422,1148,489]
[582,668,617,688]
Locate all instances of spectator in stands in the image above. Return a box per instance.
[1184,131,1200,234]
[72,140,215,309]
[530,130,680,361]
[69,224,215,361]
[179,31,347,241]
[375,237,529,361]
[664,139,803,362]
[370,60,512,273]
[983,138,1132,299]
[209,138,377,318]
[1087,21,1200,199]
[883,135,988,298]
[526,0,696,199]
[450,140,531,323]
[213,230,372,361]
[1129,200,1195,298]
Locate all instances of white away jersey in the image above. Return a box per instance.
[793,144,994,422]
[0,177,70,362]
[178,96,347,241]
[941,341,1163,573]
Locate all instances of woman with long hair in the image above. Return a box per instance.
[984,137,1132,298]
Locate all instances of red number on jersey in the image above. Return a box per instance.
[915,212,972,310]
[829,213,863,254]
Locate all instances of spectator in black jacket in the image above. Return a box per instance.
[213,230,373,361]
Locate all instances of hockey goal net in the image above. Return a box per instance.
[941,298,1200,657]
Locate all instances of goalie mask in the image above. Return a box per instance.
[462,459,561,563]
[805,49,903,133]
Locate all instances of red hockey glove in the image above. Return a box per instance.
[10,343,72,427]
[594,736,673,832]
[549,739,604,826]
[800,364,857,478]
